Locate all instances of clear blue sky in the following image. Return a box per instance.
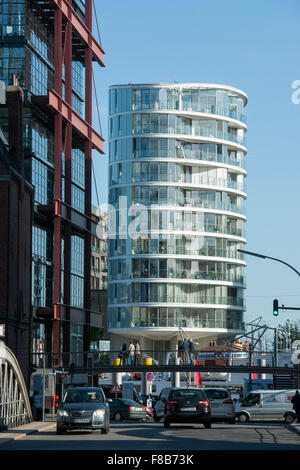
[91,0,300,331]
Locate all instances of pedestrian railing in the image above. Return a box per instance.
[30,350,295,371]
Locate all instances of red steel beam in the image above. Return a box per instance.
[51,0,105,66]
[83,0,93,349]
[53,7,63,362]
[48,89,104,153]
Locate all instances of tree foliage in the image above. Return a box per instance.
[277,319,300,350]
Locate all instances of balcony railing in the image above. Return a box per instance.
[133,125,246,147]
[131,247,245,259]
[132,101,247,124]
[131,173,245,192]
[118,271,245,284]
[133,150,246,169]
[134,197,245,215]
[128,295,244,307]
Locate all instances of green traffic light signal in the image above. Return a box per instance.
[273,299,279,316]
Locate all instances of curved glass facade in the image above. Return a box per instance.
[108,83,247,343]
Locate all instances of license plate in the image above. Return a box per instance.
[211,403,219,407]
[72,418,90,423]
[180,407,196,411]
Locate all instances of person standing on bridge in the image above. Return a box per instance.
[134,340,141,366]
[291,390,300,423]
[119,343,128,365]
[188,339,195,365]
[128,341,135,366]
[182,338,189,364]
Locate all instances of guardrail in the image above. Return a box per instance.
[31,350,295,372]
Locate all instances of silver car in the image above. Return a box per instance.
[56,387,110,435]
[204,388,235,424]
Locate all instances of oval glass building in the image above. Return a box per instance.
[108,83,247,356]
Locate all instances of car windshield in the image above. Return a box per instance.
[205,390,229,400]
[242,393,260,406]
[170,390,206,400]
[63,390,104,404]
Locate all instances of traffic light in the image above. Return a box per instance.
[273,299,279,316]
[58,374,64,385]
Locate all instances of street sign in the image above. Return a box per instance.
[110,382,121,393]
[146,372,154,382]
[214,351,223,358]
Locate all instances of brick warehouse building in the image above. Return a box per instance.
[0,0,105,381]
[0,84,33,388]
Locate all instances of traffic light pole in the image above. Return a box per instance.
[276,307,300,311]
[237,249,300,317]
[237,249,300,278]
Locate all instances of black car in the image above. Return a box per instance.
[56,387,110,435]
[154,387,211,428]
[109,398,148,421]
[101,384,139,402]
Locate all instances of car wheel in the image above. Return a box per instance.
[163,419,170,428]
[204,421,211,429]
[56,425,64,435]
[237,413,249,423]
[114,412,122,421]
[101,422,110,434]
[284,413,296,424]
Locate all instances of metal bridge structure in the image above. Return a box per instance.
[0,342,32,430]
[73,363,298,376]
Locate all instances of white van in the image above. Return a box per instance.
[235,390,297,424]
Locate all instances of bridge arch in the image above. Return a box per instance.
[0,341,33,429]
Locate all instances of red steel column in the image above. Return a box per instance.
[63,16,73,357]
[84,0,92,353]
[53,7,63,365]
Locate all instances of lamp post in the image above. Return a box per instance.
[237,249,300,278]
[238,248,300,385]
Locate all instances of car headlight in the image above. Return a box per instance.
[57,409,69,417]
[93,409,105,417]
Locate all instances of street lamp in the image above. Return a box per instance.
[237,249,300,277]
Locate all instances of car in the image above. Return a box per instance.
[154,387,211,429]
[56,387,110,435]
[235,389,297,423]
[203,388,235,424]
[101,384,139,402]
[153,387,172,422]
[108,398,148,421]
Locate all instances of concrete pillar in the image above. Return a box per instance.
[112,371,122,387]
[172,356,181,388]
[257,358,266,379]
[141,372,150,396]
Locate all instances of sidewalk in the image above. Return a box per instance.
[0,418,56,446]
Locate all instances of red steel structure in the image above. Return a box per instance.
[53,0,104,364]
[30,0,105,365]
[0,0,105,375]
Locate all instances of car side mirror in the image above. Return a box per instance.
[106,398,113,403]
